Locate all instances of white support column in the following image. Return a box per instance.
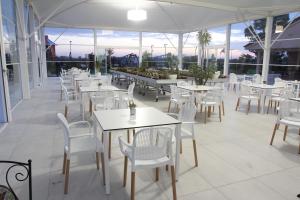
[94,29,97,73]
[139,32,142,67]
[16,0,30,99]
[41,27,48,82]
[178,33,183,70]
[29,6,39,88]
[197,37,201,66]
[223,24,231,76]
[262,16,273,83]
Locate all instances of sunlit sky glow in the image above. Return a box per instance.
[44,12,298,60]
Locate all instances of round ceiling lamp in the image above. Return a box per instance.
[127,9,147,21]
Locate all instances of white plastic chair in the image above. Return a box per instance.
[168,85,189,112]
[57,113,104,194]
[252,74,261,84]
[118,127,177,200]
[235,81,261,114]
[62,85,80,118]
[270,99,300,153]
[200,90,223,123]
[168,99,199,167]
[228,73,239,91]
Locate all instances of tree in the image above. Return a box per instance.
[107,48,114,69]
[197,29,211,67]
[244,14,290,42]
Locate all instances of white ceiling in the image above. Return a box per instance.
[31,0,300,33]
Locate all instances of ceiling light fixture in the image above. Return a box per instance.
[127,8,147,21]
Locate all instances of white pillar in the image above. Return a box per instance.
[41,27,48,82]
[178,33,183,70]
[29,6,39,87]
[262,16,273,83]
[94,29,97,73]
[17,0,30,99]
[197,36,201,66]
[139,32,142,67]
[223,24,231,76]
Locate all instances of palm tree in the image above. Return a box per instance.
[107,48,114,69]
[197,29,211,67]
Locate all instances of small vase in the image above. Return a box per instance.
[130,107,136,116]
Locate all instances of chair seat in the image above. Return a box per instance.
[240,95,259,100]
[279,118,300,127]
[180,128,193,139]
[271,96,285,102]
[65,135,97,158]
[201,101,217,106]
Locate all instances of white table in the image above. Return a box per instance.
[93,107,181,194]
[178,85,220,92]
[79,85,124,119]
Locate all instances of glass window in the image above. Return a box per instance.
[270,12,300,81]
[45,28,95,76]
[182,31,198,69]
[1,0,22,107]
[142,32,178,69]
[229,20,265,74]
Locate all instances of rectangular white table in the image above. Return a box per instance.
[178,85,221,92]
[79,85,125,119]
[93,107,181,194]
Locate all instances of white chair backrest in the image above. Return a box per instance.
[213,71,221,80]
[78,72,89,79]
[229,73,237,83]
[132,127,172,161]
[117,92,129,109]
[240,81,253,96]
[252,74,261,84]
[170,85,180,100]
[57,113,70,147]
[97,72,102,77]
[128,82,135,100]
[274,77,283,84]
[178,100,197,122]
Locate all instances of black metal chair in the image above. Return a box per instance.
[0,160,32,200]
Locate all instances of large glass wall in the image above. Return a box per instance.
[182,31,197,69]
[97,30,139,73]
[207,26,226,72]
[269,12,300,80]
[142,32,178,69]
[45,28,94,76]
[229,20,265,75]
[1,0,22,107]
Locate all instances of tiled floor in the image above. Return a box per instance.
[1,77,300,200]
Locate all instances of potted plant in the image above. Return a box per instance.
[189,64,216,85]
[129,100,136,116]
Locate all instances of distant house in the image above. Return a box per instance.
[45,35,56,61]
[244,17,300,80]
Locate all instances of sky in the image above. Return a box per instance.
[44,12,299,60]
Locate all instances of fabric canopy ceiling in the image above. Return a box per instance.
[31,0,300,33]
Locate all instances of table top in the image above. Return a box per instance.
[93,107,181,131]
[80,85,123,93]
[74,76,103,81]
[290,98,300,102]
[178,85,220,91]
[245,83,283,89]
